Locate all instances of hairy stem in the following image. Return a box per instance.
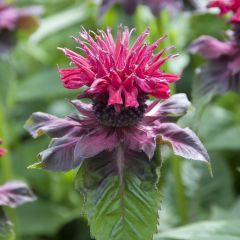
[155,144,163,189]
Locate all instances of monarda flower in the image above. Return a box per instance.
[0,1,42,54]
[25,27,210,240]
[58,26,179,108]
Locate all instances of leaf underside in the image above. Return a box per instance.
[75,145,161,240]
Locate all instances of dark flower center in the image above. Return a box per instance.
[93,95,147,128]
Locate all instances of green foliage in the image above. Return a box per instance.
[75,146,161,240]
[15,200,82,236]
[155,220,240,240]
[0,224,14,240]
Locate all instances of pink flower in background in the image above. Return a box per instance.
[58,27,179,108]
[0,181,36,225]
[0,1,42,54]
[0,139,7,157]
[0,2,43,30]
[0,138,36,225]
[189,35,240,93]
[207,0,240,23]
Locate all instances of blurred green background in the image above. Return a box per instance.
[0,0,240,239]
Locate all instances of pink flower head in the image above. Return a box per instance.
[0,139,7,157]
[207,0,240,23]
[58,26,179,108]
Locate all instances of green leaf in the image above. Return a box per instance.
[29,3,92,44]
[199,106,240,151]
[75,145,161,240]
[16,69,78,102]
[188,13,227,41]
[0,224,14,240]
[15,200,81,236]
[154,220,240,240]
[0,208,14,240]
[0,59,17,106]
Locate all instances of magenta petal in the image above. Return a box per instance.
[24,112,79,138]
[0,6,19,30]
[145,94,191,123]
[58,68,92,89]
[189,36,235,59]
[158,123,210,162]
[123,87,139,107]
[108,85,123,105]
[0,181,36,208]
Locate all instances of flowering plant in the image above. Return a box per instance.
[25,27,209,240]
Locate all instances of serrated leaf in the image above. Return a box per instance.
[75,145,161,240]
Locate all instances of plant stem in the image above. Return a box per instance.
[156,13,188,225]
[0,103,13,182]
[171,156,188,225]
[155,144,164,190]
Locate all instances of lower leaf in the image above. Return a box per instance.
[75,145,161,240]
[0,208,14,240]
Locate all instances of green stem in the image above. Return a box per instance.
[0,103,17,236]
[156,13,188,225]
[155,144,163,190]
[0,103,13,182]
[171,156,188,225]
